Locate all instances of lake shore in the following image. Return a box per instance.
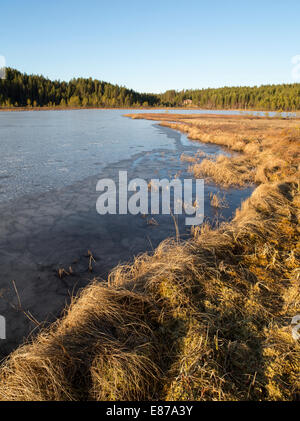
[0,113,299,401]
[0,120,250,357]
[1,105,299,114]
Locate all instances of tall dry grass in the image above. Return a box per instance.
[167,116,299,188]
[0,114,299,401]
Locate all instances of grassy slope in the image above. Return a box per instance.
[0,115,299,401]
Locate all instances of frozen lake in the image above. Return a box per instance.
[0,109,254,355]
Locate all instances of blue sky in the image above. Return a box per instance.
[1,0,300,92]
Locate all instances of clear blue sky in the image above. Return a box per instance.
[1,0,300,92]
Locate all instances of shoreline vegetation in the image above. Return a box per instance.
[1,68,300,111]
[1,106,300,117]
[0,114,299,401]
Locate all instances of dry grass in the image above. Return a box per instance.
[0,114,299,401]
[0,286,161,400]
[126,113,300,188]
[209,192,228,208]
[180,153,198,163]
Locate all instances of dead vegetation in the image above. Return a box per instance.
[129,113,300,188]
[209,192,228,208]
[180,153,198,163]
[0,114,299,401]
[127,113,300,188]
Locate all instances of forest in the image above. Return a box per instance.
[0,68,300,111]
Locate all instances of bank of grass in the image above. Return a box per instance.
[129,113,300,187]
[0,114,299,401]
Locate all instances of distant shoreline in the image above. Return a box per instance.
[0,106,242,112]
[0,106,153,112]
[0,106,298,113]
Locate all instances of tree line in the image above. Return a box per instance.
[0,68,157,108]
[1,68,299,111]
[159,86,300,110]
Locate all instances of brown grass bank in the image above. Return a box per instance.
[0,114,299,401]
[127,113,300,187]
